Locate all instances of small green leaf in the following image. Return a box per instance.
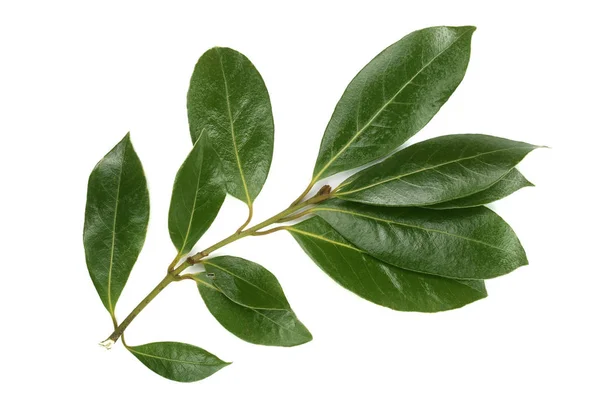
[127,341,230,383]
[83,133,149,318]
[314,200,527,280]
[313,26,475,182]
[187,47,274,207]
[425,169,533,209]
[168,135,226,255]
[289,217,486,312]
[203,256,290,310]
[335,134,539,207]
[197,274,312,347]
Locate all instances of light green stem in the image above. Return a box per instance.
[103,190,330,344]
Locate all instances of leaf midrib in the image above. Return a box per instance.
[314,29,472,181]
[179,130,206,254]
[129,347,224,367]
[337,145,534,196]
[287,227,363,252]
[314,207,512,254]
[107,141,127,316]
[291,226,485,294]
[203,260,287,309]
[253,308,311,340]
[204,285,310,341]
[217,50,252,206]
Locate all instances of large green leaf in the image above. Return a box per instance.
[127,341,230,382]
[187,47,274,207]
[168,135,226,255]
[314,200,527,280]
[83,133,149,318]
[288,217,486,312]
[197,274,312,347]
[425,169,533,209]
[335,134,538,206]
[313,26,475,182]
[203,256,290,310]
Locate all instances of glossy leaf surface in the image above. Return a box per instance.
[203,256,290,310]
[83,133,149,316]
[289,217,486,312]
[426,169,533,209]
[314,200,527,279]
[168,135,226,255]
[336,134,538,206]
[187,47,274,205]
[313,26,475,181]
[127,341,230,382]
[197,275,312,347]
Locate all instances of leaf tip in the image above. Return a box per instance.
[459,25,477,32]
[450,25,476,36]
[300,329,314,345]
[117,132,133,149]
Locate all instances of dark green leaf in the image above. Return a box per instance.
[314,199,527,279]
[168,135,226,255]
[83,133,149,317]
[187,47,274,207]
[288,217,486,312]
[127,341,230,383]
[197,274,312,347]
[313,26,475,182]
[335,134,539,206]
[425,169,533,209]
[203,256,290,310]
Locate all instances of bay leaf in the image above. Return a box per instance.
[187,47,273,207]
[197,274,312,347]
[203,256,290,310]
[313,26,475,182]
[314,200,527,279]
[289,217,487,312]
[425,169,533,209]
[83,133,149,318]
[168,134,225,255]
[128,341,230,382]
[335,134,538,206]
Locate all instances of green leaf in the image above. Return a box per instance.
[83,133,149,317]
[187,47,274,207]
[314,199,527,280]
[168,135,226,255]
[288,217,486,312]
[197,274,312,347]
[203,256,290,310]
[127,341,230,383]
[335,134,538,206]
[313,26,475,182]
[425,169,533,209]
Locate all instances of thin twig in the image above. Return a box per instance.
[102,187,334,344]
[167,254,181,273]
[290,181,315,206]
[277,208,315,223]
[251,226,288,236]
[236,203,253,233]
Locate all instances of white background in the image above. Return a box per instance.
[1,1,598,398]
